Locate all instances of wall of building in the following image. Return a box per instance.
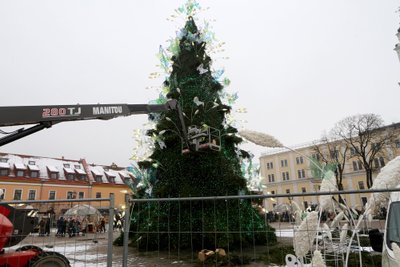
[260,125,400,212]
[0,153,133,214]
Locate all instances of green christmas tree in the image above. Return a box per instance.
[127,1,276,250]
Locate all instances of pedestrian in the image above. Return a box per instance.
[45,218,51,236]
[61,217,67,237]
[99,217,106,233]
[39,218,45,237]
[56,217,64,237]
[68,218,75,237]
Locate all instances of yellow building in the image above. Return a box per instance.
[260,124,400,212]
[0,152,133,214]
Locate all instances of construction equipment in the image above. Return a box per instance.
[0,99,187,147]
[0,98,221,266]
[0,204,69,266]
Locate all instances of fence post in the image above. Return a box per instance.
[107,193,115,267]
[122,194,131,267]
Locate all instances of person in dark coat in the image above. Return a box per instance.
[45,218,51,236]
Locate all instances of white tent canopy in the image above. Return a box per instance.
[64,204,101,221]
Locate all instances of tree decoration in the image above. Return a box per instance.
[340,223,349,245]
[311,250,327,267]
[293,211,319,258]
[319,170,338,212]
[238,130,283,148]
[128,0,276,250]
[321,223,332,241]
[365,156,400,215]
[330,211,344,229]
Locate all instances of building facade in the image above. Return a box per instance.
[0,153,134,214]
[260,124,400,212]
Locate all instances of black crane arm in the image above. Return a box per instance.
[0,99,188,147]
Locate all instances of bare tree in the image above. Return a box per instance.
[331,114,396,188]
[313,136,348,191]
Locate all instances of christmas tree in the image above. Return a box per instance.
[127,1,276,250]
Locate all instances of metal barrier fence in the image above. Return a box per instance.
[0,194,115,267]
[122,188,400,267]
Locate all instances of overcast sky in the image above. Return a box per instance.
[0,0,399,167]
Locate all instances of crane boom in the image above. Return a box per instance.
[0,100,178,126]
[0,99,188,147]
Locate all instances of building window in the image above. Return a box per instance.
[0,169,9,176]
[0,189,5,200]
[49,172,58,179]
[282,172,289,181]
[49,191,56,200]
[373,157,385,169]
[371,143,380,150]
[63,163,70,168]
[28,160,35,165]
[330,150,338,159]
[78,192,84,199]
[16,170,24,177]
[0,158,8,163]
[297,169,305,179]
[353,160,363,171]
[301,187,306,193]
[373,158,379,168]
[311,154,320,161]
[361,197,368,206]
[379,157,385,167]
[66,173,74,180]
[108,177,115,183]
[96,192,101,199]
[358,181,365,190]
[281,159,288,167]
[296,157,304,164]
[28,190,36,200]
[31,171,39,178]
[350,148,356,156]
[13,189,22,200]
[268,174,275,183]
[95,176,102,183]
[67,191,76,199]
[282,172,290,181]
[286,189,290,194]
[74,165,81,169]
[266,162,274,170]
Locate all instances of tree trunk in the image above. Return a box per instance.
[366,168,373,189]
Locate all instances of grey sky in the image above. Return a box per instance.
[0,0,399,167]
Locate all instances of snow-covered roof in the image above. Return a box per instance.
[0,153,130,185]
[104,171,116,178]
[75,169,86,175]
[47,166,59,173]
[91,169,103,176]
[63,167,75,174]
[14,163,26,170]
[0,162,10,169]
[28,165,40,171]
